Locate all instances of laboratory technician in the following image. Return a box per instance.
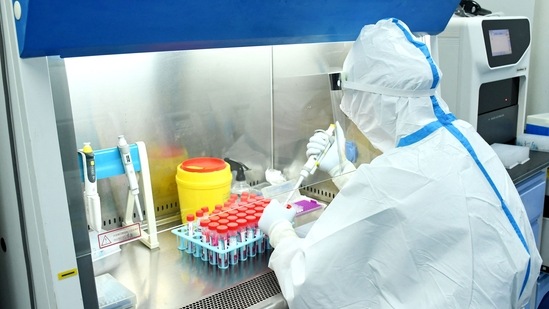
[259,18,541,308]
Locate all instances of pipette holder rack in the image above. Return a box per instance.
[82,141,159,249]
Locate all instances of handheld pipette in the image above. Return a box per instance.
[282,124,336,206]
[80,142,102,231]
[117,135,144,222]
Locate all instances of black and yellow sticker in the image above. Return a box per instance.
[57,268,78,280]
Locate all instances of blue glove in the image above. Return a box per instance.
[258,199,297,236]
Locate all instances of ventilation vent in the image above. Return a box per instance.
[302,184,337,203]
[180,271,282,309]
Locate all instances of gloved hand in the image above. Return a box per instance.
[258,199,297,236]
[306,121,352,177]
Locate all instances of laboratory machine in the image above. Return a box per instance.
[437,15,531,145]
[438,15,549,309]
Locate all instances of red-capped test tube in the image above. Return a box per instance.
[186,214,195,254]
[227,222,239,266]
[254,212,265,254]
[216,225,229,269]
[200,219,211,262]
[195,210,204,231]
[227,215,238,223]
[208,222,220,265]
[192,213,203,258]
[236,218,248,261]
[245,215,258,257]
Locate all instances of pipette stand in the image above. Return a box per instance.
[87,141,159,250]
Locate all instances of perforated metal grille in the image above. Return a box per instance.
[302,183,338,203]
[180,271,282,309]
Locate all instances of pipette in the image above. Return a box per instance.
[80,142,102,231]
[117,135,144,222]
[282,124,336,206]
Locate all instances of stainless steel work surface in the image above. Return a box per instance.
[108,228,285,308]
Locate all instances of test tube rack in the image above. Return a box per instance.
[171,225,270,268]
[79,141,159,249]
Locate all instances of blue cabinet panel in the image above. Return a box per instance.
[536,273,549,308]
[517,170,546,223]
[13,0,460,58]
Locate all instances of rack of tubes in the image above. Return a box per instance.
[172,192,272,269]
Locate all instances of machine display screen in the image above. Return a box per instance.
[489,29,512,56]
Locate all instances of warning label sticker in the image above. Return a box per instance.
[98,223,141,249]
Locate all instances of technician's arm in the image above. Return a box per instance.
[269,221,298,248]
[258,200,299,247]
[330,162,356,190]
[306,122,356,190]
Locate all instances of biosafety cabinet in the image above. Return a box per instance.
[2,1,547,309]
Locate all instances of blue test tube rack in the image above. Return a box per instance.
[171,226,270,269]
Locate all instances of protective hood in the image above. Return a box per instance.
[340,18,449,153]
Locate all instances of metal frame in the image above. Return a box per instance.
[0,1,89,307]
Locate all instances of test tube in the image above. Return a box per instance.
[216,225,229,269]
[193,212,203,258]
[236,218,248,261]
[254,212,265,254]
[236,202,247,211]
[201,206,210,216]
[227,222,239,266]
[199,219,211,262]
[195,210,205,230]
[218,218,230,227]
[208,222,220,265]
[230,193,239,202]
[186,214,195,255]
[236,212,247,220]
[245,215,258,257]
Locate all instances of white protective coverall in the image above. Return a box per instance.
[266,18,541,308]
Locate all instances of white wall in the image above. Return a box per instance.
[528,1,549,116]
[476,0,535,20]
[473,0,548,116]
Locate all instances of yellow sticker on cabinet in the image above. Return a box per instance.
[58,268,78,280]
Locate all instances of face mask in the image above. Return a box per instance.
[340,90,398,153]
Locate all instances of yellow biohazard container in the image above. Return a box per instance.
[176,157,232,223]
